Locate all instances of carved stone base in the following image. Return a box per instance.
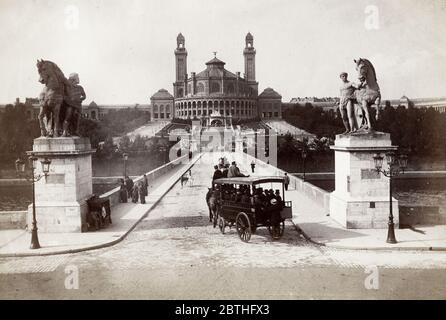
[27,137,95,233]
[329,132,399,229]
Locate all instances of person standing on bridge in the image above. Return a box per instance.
[143,174,148,197]
[131,183,139,203]
[284,173,290,191]
[251,160,256,173]
[125,176,134,199]
[138,181,146,204]
[119,178,127,203]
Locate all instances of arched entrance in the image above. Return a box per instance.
[210,119,223,126]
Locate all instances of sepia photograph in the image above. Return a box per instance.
[0,0,445,306]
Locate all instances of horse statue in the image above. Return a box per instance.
[36,59,77,137]
[353,58,381,131]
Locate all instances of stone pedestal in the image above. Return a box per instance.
[329,131,399,229]
[27,137,95,233]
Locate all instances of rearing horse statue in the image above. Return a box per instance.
[353,58,381,131]
[36,59,71,137]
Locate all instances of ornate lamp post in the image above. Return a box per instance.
[122,152,128,176]
[301,149,307,182]
[15,155,51,249]
[373,152,408,244]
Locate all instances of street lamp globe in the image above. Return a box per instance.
[15,158,25,173]
[398,154,408,171]
[385,152,397,167]
[373,154,384,171]
[40,158,51,175]
[123,152,128,161]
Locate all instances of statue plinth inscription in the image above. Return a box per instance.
[27,137,95,233]
[329,131,399,229]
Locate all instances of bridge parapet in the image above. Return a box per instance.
[99,154,189,206]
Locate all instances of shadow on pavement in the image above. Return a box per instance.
[297,222,365,243]
[137,215,212,230]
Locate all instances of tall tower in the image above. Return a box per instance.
[243,32,258,94]
[174,33,187,98]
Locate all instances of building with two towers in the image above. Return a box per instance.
[171,32,283,125]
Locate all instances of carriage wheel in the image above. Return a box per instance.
[268,220,285,240]
[218,216,226,234]
[236,212,251,243]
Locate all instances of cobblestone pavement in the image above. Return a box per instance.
[0,153,445,299]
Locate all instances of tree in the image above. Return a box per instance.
[118,135,131,152]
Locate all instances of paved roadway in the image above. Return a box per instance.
[0,153,445,299]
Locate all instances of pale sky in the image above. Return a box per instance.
[1,0,446,104]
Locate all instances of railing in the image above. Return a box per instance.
[99,154,189,206]
[241,153,331,215]
[0,210,27,229]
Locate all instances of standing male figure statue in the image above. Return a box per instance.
[64,73,86,136]
[336,72,362,134]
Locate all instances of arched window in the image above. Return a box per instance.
[178,88,183,97]
[197,82,204,93]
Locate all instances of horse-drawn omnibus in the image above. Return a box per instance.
[212,176,293,242]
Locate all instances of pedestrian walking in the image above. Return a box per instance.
[284,172,290,191]
[118,178,127,203]
[131,184,139,203]
[143,174,148,196]
[251,160,256,173]
[138,181,146,204]
[125,175,134,198]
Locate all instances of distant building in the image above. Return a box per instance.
[258,88,282,119]
[172,32,282,125]
[383,96,446,113]
[149,89,174,121]
[284,97,338,112]
[0,98,40,120]
[284,95,446,113]
[81,102,151,121]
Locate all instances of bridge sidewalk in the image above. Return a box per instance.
[0,154,202,257]
[232,153,446,251]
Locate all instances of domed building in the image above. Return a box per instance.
[173,33,282,126]
[258,87,282,119]
[149,88,174,120]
